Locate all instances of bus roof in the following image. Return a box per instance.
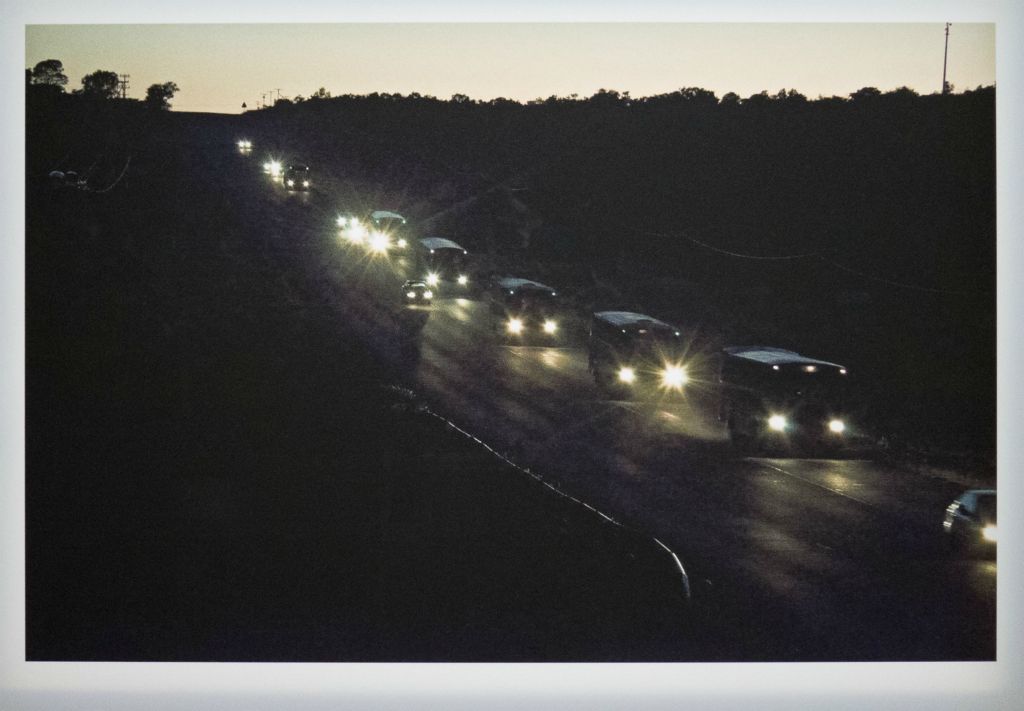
[495,277,557,293]
[419,237,467,252]
[723,346,844,369]
[594,311,678,331]
[371,210,406,222]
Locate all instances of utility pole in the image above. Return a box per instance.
[275,88,281,104]
[942,23,951,94]
[118,73,130,99]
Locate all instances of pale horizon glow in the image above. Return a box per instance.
[26,23,995,114]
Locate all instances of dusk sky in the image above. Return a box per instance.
[24,22,995,114]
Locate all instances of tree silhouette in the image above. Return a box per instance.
[144,82,180,110]
[31,59,68,89]
[850,86,882,101]
[79,70,120,99]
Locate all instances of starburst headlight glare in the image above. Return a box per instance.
[369,232,390,253]
[618,367,636,384]
[507,318,524,334]
[426,273,439,286]
[661,365,687,388]
[406,291,416,299]
[286,179,295,187]
[337,216,348,227]
[269,161,282,175]
[423,290,433,299]
[768,414,788,432]
[262,162,271,171]
[457,275,468,285]
[396,238,408,248]
[543,320,558,334]
[828,419,846,434]
[982,525,997,543]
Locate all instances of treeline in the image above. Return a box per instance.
[26,59,178,109]
[249,84,995,292]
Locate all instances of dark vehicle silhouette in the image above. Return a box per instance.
[283,164,311,191]
[401,279,434,306]
[943,489,997,556]
[588,311,689,398]
[718,346,867,453]
[486,277,565,343]
[369,210,409,244]
[417,237,471,290]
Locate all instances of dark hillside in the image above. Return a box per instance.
[25,98,695,661]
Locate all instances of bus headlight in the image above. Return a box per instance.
[302,180,309,187]
[618,367,636,384]
[661,365,687,388]
[768,414,788,432]
[406,291,416,299]
[507,318,524,334]
[286,179,295,187]
[426,273,439,286]
[828,419,846,434]
[983,525,997,543]
[396,238,408,248]
[423,290,433,299]
[369,232,390,253]
[542,319,558,334]
[457,274,469,286]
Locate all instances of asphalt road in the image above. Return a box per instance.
[227,136,995,661]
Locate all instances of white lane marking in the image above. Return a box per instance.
[753,460,876,509]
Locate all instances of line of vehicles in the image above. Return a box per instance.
[237,138,997,556]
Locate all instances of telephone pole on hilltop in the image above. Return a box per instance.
[942,23,951,94]
[118,73,130,99]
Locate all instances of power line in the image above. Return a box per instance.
[637,227,991,296]
[669,230,818,261]
[815,254,988,296]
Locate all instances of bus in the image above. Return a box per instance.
[486,277,566,342]
[718,346,865,452]
[417,237,471,289]
[588,311,690,397]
